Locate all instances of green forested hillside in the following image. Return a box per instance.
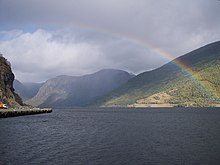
[95,41,220,107]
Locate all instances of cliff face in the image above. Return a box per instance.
[0,55,23,107]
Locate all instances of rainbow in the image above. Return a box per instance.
[127,37,220,101]
[60,25,220,100]
[101,29,220,101]
[153,44,220,100]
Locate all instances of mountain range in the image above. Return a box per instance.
[23,69,134,107]
[13,41,220,108]
[95,41,220,107]
[14,80,43,101]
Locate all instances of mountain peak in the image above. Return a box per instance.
[25,69,134,107]
[97,41,220,107]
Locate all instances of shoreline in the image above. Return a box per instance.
[0,108,53,118]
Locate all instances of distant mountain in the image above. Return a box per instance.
[95,41,220,107]
[0,55,23,107]
[13,80,43,101]
[26,69,134,107]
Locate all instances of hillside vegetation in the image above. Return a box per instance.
[96,41,220,107]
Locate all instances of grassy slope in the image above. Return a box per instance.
[96,41,220,107]
[167,60,220,106]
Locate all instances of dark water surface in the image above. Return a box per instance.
[0,108,220,165]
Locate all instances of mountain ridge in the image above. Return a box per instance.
[14,80,43,101]
[94,41,220,107]
[26,69,134,107]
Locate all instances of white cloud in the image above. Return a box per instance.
[0,29,166,82]
[0,30,104,82]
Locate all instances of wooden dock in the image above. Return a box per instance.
[0,108,52,118]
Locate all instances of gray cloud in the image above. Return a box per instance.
[0,29,162,82]
[0,0,220,82]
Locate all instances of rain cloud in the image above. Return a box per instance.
[0,0,220,82]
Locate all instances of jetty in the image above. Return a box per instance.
[0,108,52,118]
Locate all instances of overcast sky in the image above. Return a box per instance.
[0,0,220,82]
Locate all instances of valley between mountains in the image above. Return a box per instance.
[13,41,220,107]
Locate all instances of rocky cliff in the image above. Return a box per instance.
[0,55,23,107]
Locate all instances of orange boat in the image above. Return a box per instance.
[0,102,8,109]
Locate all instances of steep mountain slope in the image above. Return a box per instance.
[14,80,43,101]
[0,55,23,107]
[27,69,134,107]
[96,41,220,107]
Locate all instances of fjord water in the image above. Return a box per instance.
[0,108,220,165]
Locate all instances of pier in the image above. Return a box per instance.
[0,108,52,118]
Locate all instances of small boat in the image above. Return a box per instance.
[0,102,8,109]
